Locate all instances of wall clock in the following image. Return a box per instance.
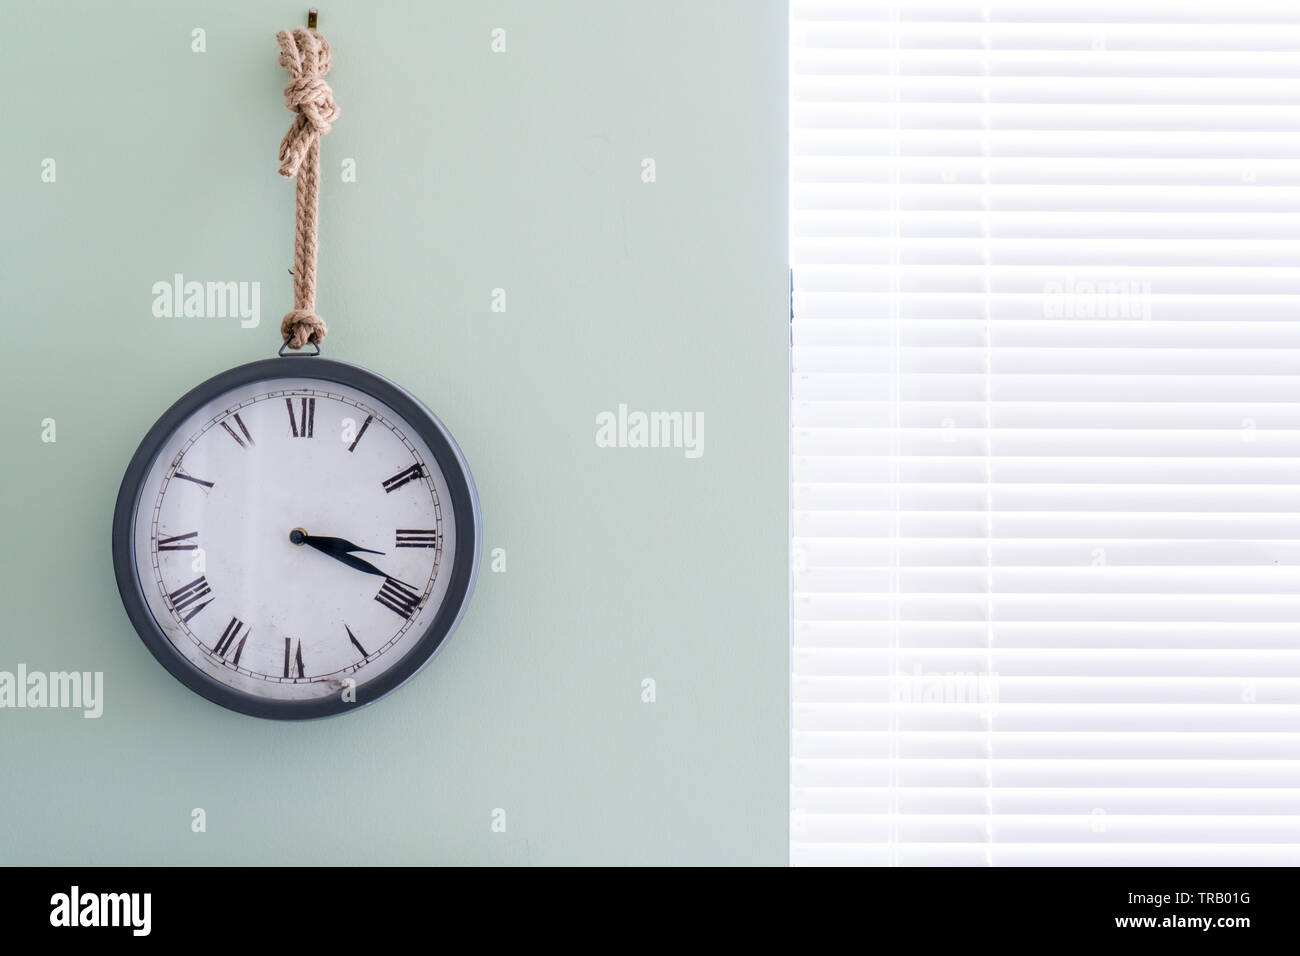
[112,22,480,718]
[112,358,481,719]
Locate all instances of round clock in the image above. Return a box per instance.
[112,357,481,720]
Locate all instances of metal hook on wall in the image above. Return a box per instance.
[307,8,318,30]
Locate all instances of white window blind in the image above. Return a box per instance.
[790,0,1300,866]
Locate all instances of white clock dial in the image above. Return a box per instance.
[128,375,461,705]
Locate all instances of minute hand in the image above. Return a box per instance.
[298,534,389,578]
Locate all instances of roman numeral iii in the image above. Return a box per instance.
[213,617,249,665]
[395,529,439,548]
[286,397,315,438]
[167,576,213,623]
[382,464,425,493]
[375,577,422,619]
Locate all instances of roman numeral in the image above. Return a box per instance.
[382,464,425,494]
[157,531,198,552]
[347,415,373,453]
[220,413,254,449]
[167,576,213,623]
[375,577,422,619]
[395,529,439,549]
[213,617,248,665]
[173,470,214,489]
[286,397,315,438]
[345,624,368,658]
[283,637,305,679]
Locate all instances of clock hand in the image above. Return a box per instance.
[290,529,389,578]
[291,531,383,556]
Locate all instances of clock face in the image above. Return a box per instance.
[113,359,480,719]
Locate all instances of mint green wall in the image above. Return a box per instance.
[0,1,788,864]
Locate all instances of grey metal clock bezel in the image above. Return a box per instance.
[111,357,482,720]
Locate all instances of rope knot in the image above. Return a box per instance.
[284,74,338,133]
[281,309,327,350]
[276,27,338,178]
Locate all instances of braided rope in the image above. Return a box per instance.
[276,27,338,349]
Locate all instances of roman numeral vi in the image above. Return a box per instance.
[283,637,305,679]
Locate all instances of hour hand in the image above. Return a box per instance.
[291,529,388,577]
